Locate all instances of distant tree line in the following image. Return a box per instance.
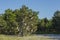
[0,5,60,36]
[36,11,60,34]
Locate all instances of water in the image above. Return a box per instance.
[37,34,60,40]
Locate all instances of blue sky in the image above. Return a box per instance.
[0,0,60,19]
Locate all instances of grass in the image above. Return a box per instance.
[0,34,57,40]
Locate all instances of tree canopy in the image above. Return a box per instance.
[0,5,60,36]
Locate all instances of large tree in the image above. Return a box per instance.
[52,11,60,33]
[15,5,39,36]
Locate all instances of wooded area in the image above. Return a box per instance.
[0,5,60,36]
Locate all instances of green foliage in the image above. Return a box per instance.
[0,5,39,36]
[0,5,60,36]
[52,11,60,32]
[36,11,60,34]
[37,18,48,31]
[3,9,19,35]
[36,18,53,34]
[0,15,7,34]
[15,5,39,36]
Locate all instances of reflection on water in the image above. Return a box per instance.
[37,34,60,40]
